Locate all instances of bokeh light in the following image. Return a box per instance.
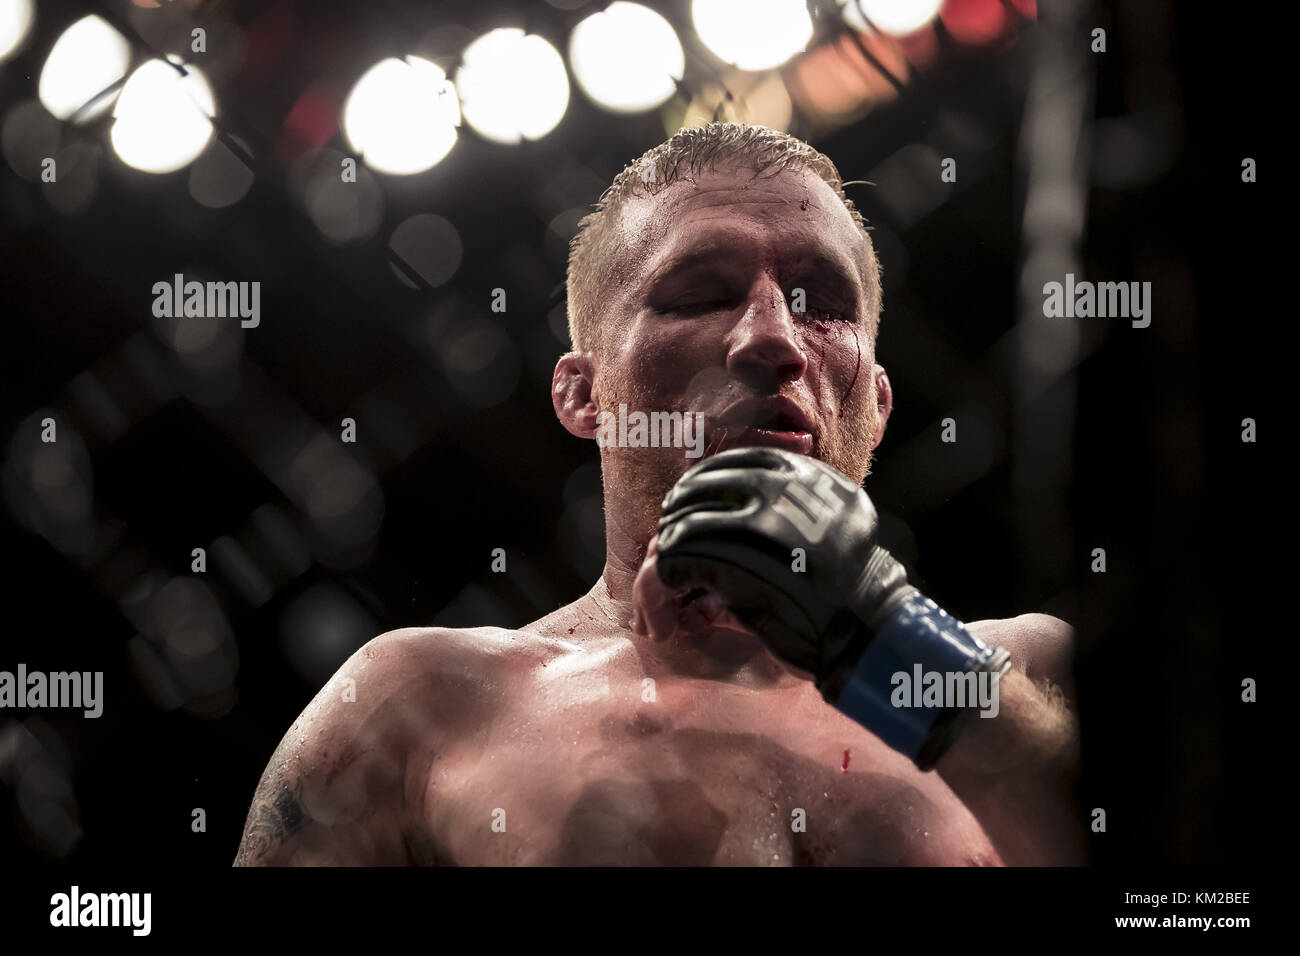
[188,134,255,208]
[2,412,96,557]
[389,213,463,289]
[279,583,379,686]
[456,28,569,144]
[286,434,386,569]
[569,2,683,113]
[38,15,131,122]
[2,719,83,859]
[2,99,61,181]
[940,0,1008,47]
[122,575,241,717]
[0,0,33,63]
[289,146,385,244]
[692,0,813,71]
[425,306,521,410]
[343,56,459,175]
[42,141,100,216]
[110,56,216,174]
[843,0,945,37]
[787,28,909,122]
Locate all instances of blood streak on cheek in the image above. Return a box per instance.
[841,748,851,773]
[843,325,862,403]
[799,319,839,379]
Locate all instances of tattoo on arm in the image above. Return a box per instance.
[234,771,309,865]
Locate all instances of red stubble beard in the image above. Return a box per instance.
[595,364,880,548]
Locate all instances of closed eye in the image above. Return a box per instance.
[662,299,737,316]
[797,304,851,322]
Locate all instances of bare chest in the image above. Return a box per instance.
[421,665,1001,866]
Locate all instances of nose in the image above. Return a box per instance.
[725,274,808,391]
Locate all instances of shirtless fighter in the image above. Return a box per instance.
[235,122,1083,866]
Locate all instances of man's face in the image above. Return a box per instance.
[589,161,889,515]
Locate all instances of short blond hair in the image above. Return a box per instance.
[566,122,882,355]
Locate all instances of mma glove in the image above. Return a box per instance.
[655,446,1010,770]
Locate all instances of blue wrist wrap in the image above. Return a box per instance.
[827,593,1011,770]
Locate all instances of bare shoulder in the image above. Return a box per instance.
[964,613,1075,699]
[288,623,564,728]
[356,623,558,680]
[233,624,552,865]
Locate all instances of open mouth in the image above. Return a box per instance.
[707,426,814,456]
[706,398,816,456]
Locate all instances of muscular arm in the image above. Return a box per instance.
[233,726,412,866]
[233,750,313,865]
[234,629,465,866]
[935,614,1085,866]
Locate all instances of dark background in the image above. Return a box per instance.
[0,0,1273,869]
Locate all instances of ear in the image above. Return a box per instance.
[553,352,600,439]
[871,364,893,450]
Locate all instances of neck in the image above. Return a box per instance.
[593,513,800,689]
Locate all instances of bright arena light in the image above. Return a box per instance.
[0,0,34,63]
[456,28,569,144]
[569,2,683,114]
[38,15,131,122]
[843,0,946,37]
[110,57,216,174]
[343,56,459,175]
[692,0,813,71]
